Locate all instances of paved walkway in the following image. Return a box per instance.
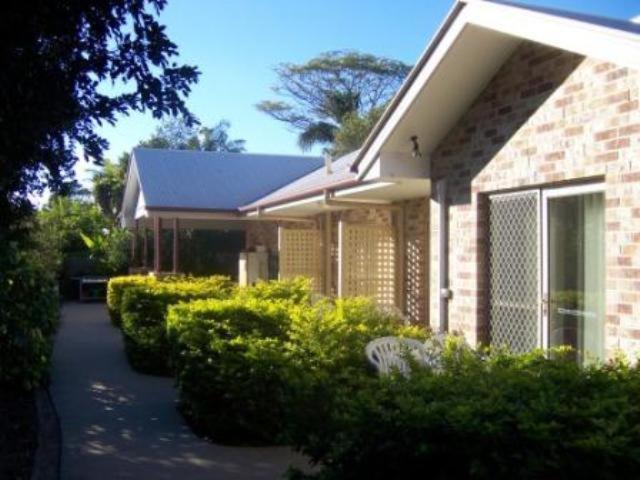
[51,303,308,480]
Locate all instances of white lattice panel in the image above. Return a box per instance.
[278,228,322,291]
[340,223,396,307]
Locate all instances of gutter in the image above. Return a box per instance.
[350,0,468,177]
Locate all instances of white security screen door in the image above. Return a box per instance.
[488,184,605,362]
[488,191,541,353]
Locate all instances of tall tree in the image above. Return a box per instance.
[330,106,386,158]
[0,0,199,230]
[257,51,410,151]
[140,117,246,152]
[91,152,129,222]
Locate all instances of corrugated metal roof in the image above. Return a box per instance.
[133,148,323,211]
[241,150,359,211]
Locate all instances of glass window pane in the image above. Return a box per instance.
[548,192,604,363]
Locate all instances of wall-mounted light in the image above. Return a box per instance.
[411,135,422,158]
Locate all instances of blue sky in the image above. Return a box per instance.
[81,0,640,183]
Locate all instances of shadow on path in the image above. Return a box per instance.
[51,303,308,480]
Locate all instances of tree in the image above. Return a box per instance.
[91,153,129,222]
[330,106,386,158]
[140,117,246,152]
[0,0,199,230]
[34,195,130,278]
[257,51,410,151]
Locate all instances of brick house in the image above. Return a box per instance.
[122,0,640,362]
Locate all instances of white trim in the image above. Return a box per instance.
[262,194,325,214]
[467,1,640,71]
[354,0,640,180]
[355,10,471,180]
[541,182,605,199]
[334,181,397,197]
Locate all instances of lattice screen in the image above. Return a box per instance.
[488,191,539,353]
[278,228,322,291]
[340,223,396,307]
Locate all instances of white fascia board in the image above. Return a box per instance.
[467,1,640,71]
[356,9,471,181]
[262,194,325,215]
[134,190,147,220]
[333,181,397,198]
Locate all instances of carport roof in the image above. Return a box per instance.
[130,148,323,211]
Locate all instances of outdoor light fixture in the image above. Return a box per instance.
[411,135,422,158]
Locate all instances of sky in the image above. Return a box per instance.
[77,0,640,185]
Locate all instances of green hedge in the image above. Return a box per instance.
[107,275,157,326]
[288,348,640,480]
[120,276,233,374]
[0,243,59,390]
[282,298,425,448]
[167,293,425,444]
[237,277,312,305]
[167,297,292,444]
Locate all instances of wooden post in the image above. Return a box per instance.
[172,218,180,274]
[324,212,333,296]
[142,225,148,268]
[154,216,162,274]
[131,220,138,267]
[396,203,407,316]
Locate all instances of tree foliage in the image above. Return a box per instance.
[140,117,246,152]
[34,196,130,278]
[257,51,409,151]
[0,0,199,229]
[330,106,386,157]
[91,153,129,221]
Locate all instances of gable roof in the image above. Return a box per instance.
[120,148,323,225]
[351,0,640,179]
[240,150,359,211]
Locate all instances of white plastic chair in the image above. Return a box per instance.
[365,336,432,376]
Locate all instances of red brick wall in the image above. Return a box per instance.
[429,41,640,356]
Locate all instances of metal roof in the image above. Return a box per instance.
[240,150,359,211]
[132,148,323,211]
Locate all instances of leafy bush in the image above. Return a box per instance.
[120,276,233,374]
[167,293,425,445]
[0,241,59,390]
[288,348,640,480]
[167,297,292,444]
[107,275,158,326]
[237,277,312,305]
[282,298,426,447]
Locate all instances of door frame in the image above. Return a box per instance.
[540,182,605,350]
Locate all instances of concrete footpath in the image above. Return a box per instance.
[50,303,308,480]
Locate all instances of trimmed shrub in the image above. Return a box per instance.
[0,243,59,390]
[167,294,426,445]
[120,276,233,374]
[287,349,640,480]
[237,277,312,305]
[167,297,292,444]
[282,298,426,447]
[107,275,157,326]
